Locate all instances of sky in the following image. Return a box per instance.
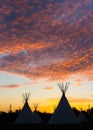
[0,0,93,113]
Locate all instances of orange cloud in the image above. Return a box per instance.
[0,84,20,88]
[44,86,54,90]
[0,0,92,85]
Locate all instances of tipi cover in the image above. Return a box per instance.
[48,82,80,124]
[14,93,41,124]
[32,103,43,124]
[78,111,88,123]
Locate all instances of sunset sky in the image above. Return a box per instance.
[0,0,93,113]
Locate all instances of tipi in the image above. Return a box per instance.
[48,82,80,124]
[14,93,36,124]
[33,103,43,124]
[78,111,88,124]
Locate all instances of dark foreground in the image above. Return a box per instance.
[1,124,93,130]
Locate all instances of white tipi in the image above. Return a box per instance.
[33,103,43,124]
[48,82,80,124]
[14,93,36,124]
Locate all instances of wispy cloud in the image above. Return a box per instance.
[0,82,32,88]
[44,86,54,90]
[0,84,20,88]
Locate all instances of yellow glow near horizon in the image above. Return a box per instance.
[0,72,93,113]
[1,95,93,113]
